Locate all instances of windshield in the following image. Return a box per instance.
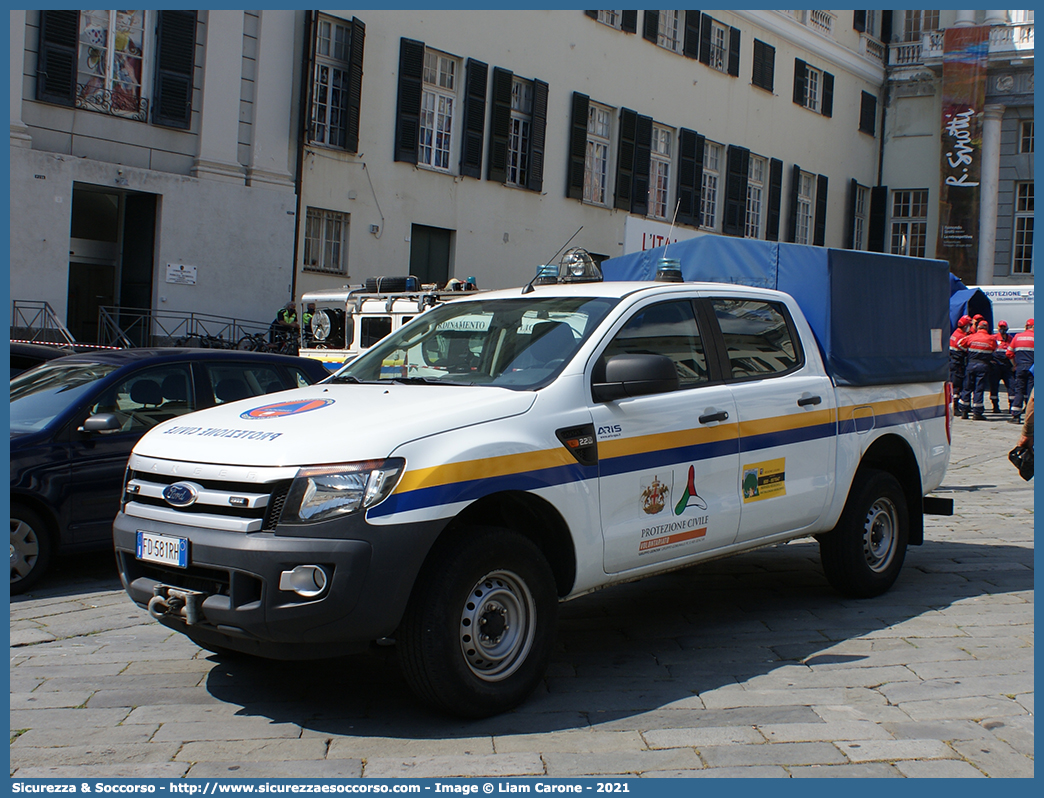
[332,296,619,389]
[10,361,120,434]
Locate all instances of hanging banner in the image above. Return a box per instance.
[937,26,990,283]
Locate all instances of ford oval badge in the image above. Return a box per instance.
[163,482,199,507]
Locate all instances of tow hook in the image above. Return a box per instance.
[148,585,206,625]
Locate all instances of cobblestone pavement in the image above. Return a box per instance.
[10,413,1033,778]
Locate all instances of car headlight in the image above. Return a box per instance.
[281,458,405,524]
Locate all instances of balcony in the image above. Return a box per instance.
[889,23,1034,68]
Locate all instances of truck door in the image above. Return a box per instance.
[709,297,836,543]
[590,298,741,574]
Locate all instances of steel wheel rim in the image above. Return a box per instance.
[11,518,40,583]
[862,497,898,573]
[459,569,536,682]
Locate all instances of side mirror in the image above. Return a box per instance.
[78,413,123,433]
[592,354,680,402]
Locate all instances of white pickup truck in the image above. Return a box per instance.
[114,249,953,718]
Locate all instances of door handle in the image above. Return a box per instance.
[699,410,729,424]
[798,395,822,407]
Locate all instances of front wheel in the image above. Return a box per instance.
[11,505,54,594]
[819,469,909,598]
[398,527,558,718]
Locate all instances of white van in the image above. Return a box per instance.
[970,285,1035,332]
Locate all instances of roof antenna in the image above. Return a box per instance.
[523,226,583,294]
[655,199,683,282]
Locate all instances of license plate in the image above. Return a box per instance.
[136,531,189,568]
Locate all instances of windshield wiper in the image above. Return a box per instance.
[327,374,362,384]
[388,376,457,385]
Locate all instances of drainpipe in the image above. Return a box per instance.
[290,10,316,303]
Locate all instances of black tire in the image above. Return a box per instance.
[11,505,54,594]
[398,527,559,718]
[819,469,909,598]
[365,276,409,293]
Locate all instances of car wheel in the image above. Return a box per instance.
[11,505,54,594]
[819,469,908,598]
[398,527,558,718]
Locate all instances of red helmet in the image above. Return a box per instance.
[1027,318,1034,329]
[959,315,972,326]
[973,314,985,321]
[977,320,989,330]
[998,320,1008,328]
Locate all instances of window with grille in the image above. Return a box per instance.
[1013,182,1034,274]
[795,171,815,245]
[649,125,672,219]
[303,208,349,275]
[311,17,351,148]
[597,10,622,29]
[1020,120,1034,154]
[506,77,534,187]
[701,142,722,230]
[708,20,728,71]
[903,10,939,42]
[657,10,682,53]
[853,184,870,250]
[76,10,149,120]
[745,156,767,239]
[419,49,458,171]
[890,189,929,257]
[584,103,612,205]
[803,66,821,113]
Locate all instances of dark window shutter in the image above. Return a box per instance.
[814,174,829,246]
[722,145,750,236]
[567,92,590,200]
[787,164,801,243]
[344,18,366,153]
[486,66,511,183]
[793,59,807,106]
[881,11,893,43]
[153,11,197,129]
[527,79,548,193]
[821,71,834,117]
[727,27,741,77]
[614,108,638,211]
[643,11,659,43]
[622,11,638,33]
[460,59,488,179]
[854,11,867,33]
[752,39,775,92]
[699,14,713,66]
[37,10,78,106]
[585,10,598,20]
[845,179,857,249]
[683,10,701,59]
[868,185,888,252]
[859,91,877,135]
[632,114,653,216]
[676,128,703,227]
[766,158,783,241]
[394,38,424,164]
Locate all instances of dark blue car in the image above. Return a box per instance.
[10,348,329,593]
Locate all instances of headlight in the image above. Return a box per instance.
[281,458,405,524]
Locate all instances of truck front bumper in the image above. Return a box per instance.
[113,510,445,659]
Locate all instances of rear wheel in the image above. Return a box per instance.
[398,527,558,718]
[11,505,54,594]
[819,469,908,598]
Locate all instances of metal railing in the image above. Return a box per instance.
[96,306,273,349]
[10,300,77,345]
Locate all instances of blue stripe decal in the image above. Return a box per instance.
[837,404,945,435]
[370,461,594,518]
[738,421,837,453]
[599,437,739,478]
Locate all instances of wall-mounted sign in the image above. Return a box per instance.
[166,264,197,285]
[937,26,989,284]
